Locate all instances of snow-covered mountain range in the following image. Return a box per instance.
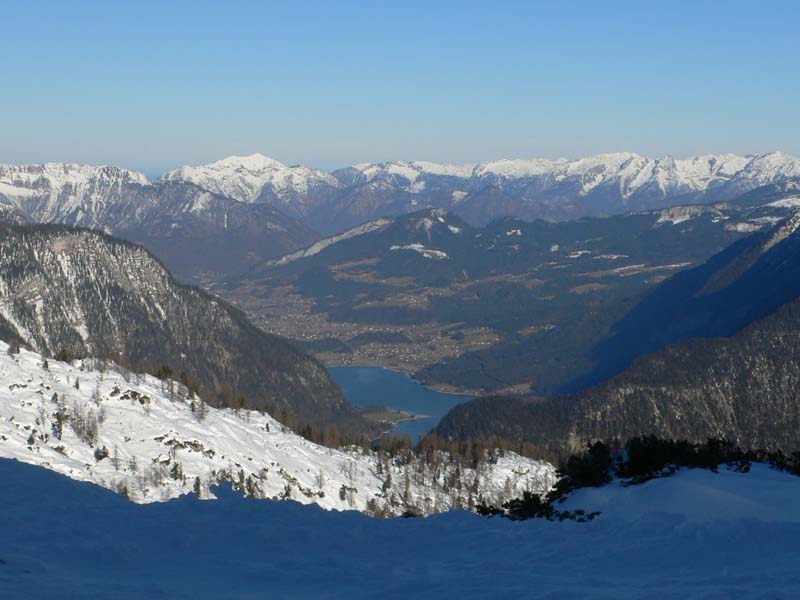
[5,151,799,231]
[0,162,319,281]
[147,150,800,231]
[342,151,800,197]
[0,340,556,515]
[322,152,800,230]
[2,151,799,267]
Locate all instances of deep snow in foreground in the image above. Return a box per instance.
[2,460,799,599]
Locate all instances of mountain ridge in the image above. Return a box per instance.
[6,150,799,236]
[0,221,370,434]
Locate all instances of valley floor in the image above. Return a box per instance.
[219,281,513,396]
[2,459,799,599]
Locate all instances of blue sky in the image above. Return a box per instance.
[1,0,798,174]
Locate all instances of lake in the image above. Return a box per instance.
[329,366,472,441]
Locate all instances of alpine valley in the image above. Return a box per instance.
[225,183,800,397]
[3,152,800,394]
[2,151,800,536]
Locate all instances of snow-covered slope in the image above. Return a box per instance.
[2,459,799,598]
[0,341,556,515]
[561,464,800,524]
[159,153,342,215]
[390,243,450,260]
[267,218,392,266]
[653,203,726,225]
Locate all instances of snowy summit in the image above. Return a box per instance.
[159,153,342,208]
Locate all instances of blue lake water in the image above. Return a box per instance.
[329,366,472,441]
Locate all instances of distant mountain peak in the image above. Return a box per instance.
[215,152,275,162]
[160,154,341,206]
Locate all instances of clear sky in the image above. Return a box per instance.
[2,0,798,174]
